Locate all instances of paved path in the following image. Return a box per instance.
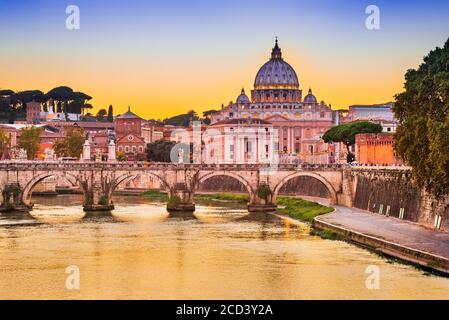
[316,203,449,260]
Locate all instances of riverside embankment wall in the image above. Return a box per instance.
[351,169,449,232]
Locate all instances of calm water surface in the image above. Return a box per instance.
[1,195,448,299]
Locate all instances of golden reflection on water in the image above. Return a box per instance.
[0,195,449,300]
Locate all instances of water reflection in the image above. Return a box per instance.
[1,194,449,300]
[82,210,121,223]
[236,211,283,223]
[166,211,198,221]
[0,210,42,227]
[1,210,36,221]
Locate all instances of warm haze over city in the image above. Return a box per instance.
[2,0,449,119]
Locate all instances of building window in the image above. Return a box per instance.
[118,146,122,152]
[139,146,143,152]
[125,146,130,153]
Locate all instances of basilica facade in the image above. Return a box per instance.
[210,40,335,164]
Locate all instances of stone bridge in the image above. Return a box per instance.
[0,161,359,213]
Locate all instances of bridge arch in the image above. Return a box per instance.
[109,172,171,199]
[21,172,80,205]
[196,172,255,203]
[273,172,338,205]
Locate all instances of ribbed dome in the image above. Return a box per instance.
[254,39,299,89]
[236,88,250,104]
[303,88,317,104]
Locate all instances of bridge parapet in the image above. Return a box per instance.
[0,161,351,172]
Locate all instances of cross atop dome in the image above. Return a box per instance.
[271,37,282,60]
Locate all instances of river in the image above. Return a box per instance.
[0,194,448,299]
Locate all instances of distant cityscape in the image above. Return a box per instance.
[0,41,399,166]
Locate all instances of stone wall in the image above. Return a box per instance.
[198,176,247,193]
[198,175,330,199]
[352,170,449,231]
[277,176,329,198]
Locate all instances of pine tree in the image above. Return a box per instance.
[107,105,114,122]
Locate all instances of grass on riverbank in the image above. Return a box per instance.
[140,189,167,200]
[311,228,345,240]
[276,197,334,223]
[195,193,249,203]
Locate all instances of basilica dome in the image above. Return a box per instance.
[303,88,318,104]
[254,40,299,89]
[236,88,250,104]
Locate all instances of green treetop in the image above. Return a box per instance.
[393,38,449,198]
[322,121,382,163]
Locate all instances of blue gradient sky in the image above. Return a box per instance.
[1,0,449,118]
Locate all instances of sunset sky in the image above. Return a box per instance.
[1,0,449,119]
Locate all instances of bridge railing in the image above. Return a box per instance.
[0,160,353,170]
[0,160,411,172]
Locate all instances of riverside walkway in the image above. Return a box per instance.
[311,200,449,274]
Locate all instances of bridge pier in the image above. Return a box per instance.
[247,185,277,212]
[82,181,115,212]
[166,183,195,212]
[0,183,33,213]
[247,203,277,212]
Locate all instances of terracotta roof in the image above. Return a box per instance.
[73,122,114,129]
[116,133,145,144]
[116,107,142,120]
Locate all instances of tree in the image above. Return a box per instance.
[17,126,43,160]
[47,86,73,115]
[202,109,218,125]
[0,128,11,159]
[163,110,199,127]
[116,151,126,162]
[393,38,449,198]
[107,105,114,122]
[53,127,86,158]
[323,121,382,163]
[257,184,272,204]
[96,109,107,121]
[146,140,177,162]
[68,92,92,114]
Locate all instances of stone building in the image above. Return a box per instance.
[333,103,399,163]
[115,107,146,161]
[355,133,402,166]
[26,101,41,124]
[141,121,164,144]
[210,40,334,164]
[205,118,275,164]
